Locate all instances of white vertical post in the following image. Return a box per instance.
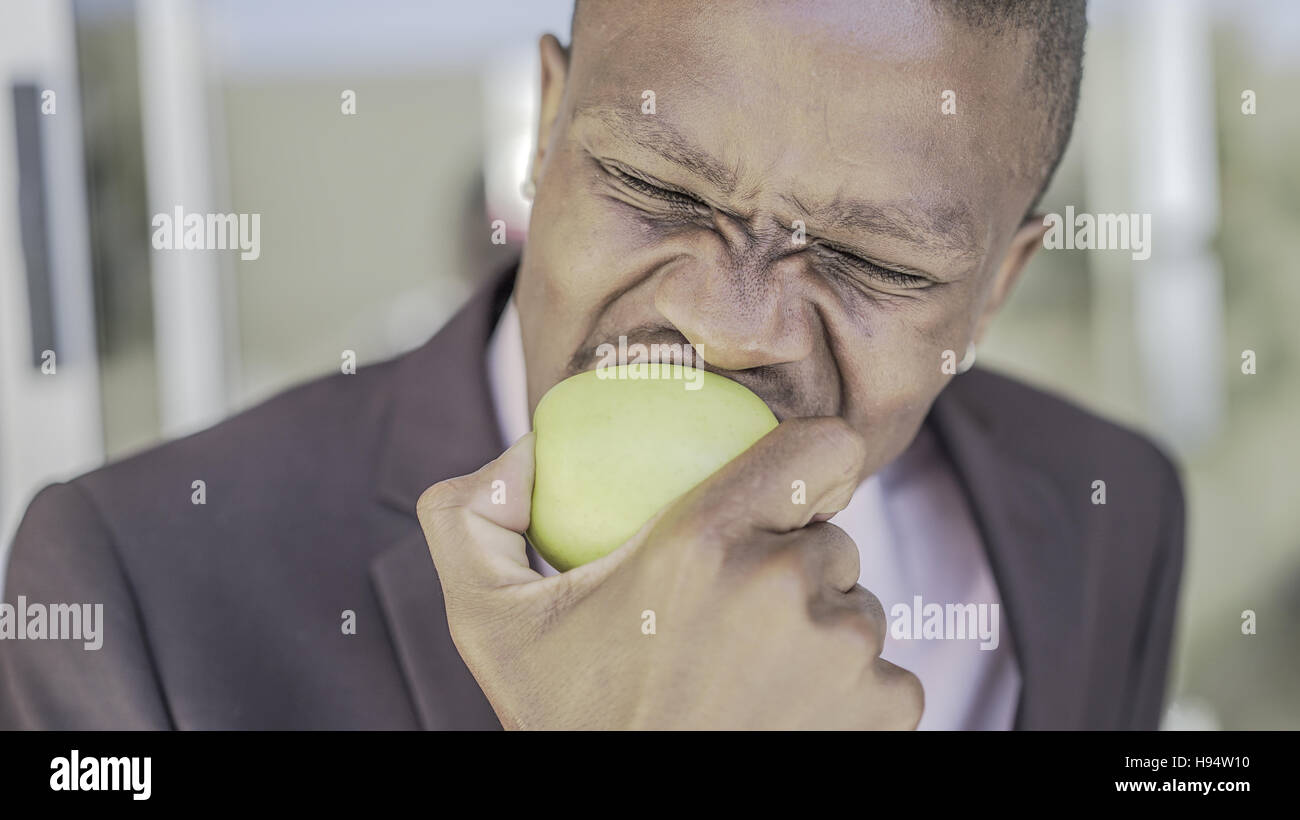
[1129,0,1224,447]
[136,0,227,437]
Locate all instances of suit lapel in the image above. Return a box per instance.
[369,267,516,730]
[929,374,1088,729]
[370,532,501,729]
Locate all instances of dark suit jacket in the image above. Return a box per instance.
[0,268,1185,730]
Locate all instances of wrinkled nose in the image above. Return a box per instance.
[654,251,814,372]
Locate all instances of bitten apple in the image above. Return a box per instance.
[528,364,778,571]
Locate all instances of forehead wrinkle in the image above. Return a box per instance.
[779,190,981,258]
[578,104,740,195]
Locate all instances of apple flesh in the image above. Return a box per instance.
[528,364,778,571]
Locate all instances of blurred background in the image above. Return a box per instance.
[0,0,1296,728]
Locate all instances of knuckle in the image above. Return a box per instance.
[874,662,925,729]
[854,585,888,640]
[415,478,462,519]
[808,519,855,549]
[807,522,860,573]
[840,586,887,653]
[898,670,925,728]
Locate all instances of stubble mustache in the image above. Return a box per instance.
[565,324,835,421]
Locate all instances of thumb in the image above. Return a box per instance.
[416,432,537,589]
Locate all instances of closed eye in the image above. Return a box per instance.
[602,161,707,211]
[596,156,934,289]
[815,243,932,289]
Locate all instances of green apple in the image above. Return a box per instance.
[528,363,778,571]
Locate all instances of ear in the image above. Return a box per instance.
[971,214,1048,345]
[531,34,570,189]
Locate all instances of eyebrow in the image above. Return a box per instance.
[580,104,740,193]
[783,192,980,259]
[577,103,981,259]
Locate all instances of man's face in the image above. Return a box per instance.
[516,0,1048,480]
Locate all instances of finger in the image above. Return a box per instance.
[870,659,925,729]
[671,416,867,539]
[790,524,887,650]
[462,432,535,534]
[810,583,888,651]
[798,522,861,593]
[416,432,537,588]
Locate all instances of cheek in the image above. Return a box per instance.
[520,146,669,388]
[847,338,942,426]
[832,297,972,466]
[526,154,650,312]
[842,356,942,477]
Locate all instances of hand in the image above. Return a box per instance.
[416,416,923,729]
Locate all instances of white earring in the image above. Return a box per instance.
[520,179,536,201]
[956,341,977,374]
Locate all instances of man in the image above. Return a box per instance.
[1,0,1183,730]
